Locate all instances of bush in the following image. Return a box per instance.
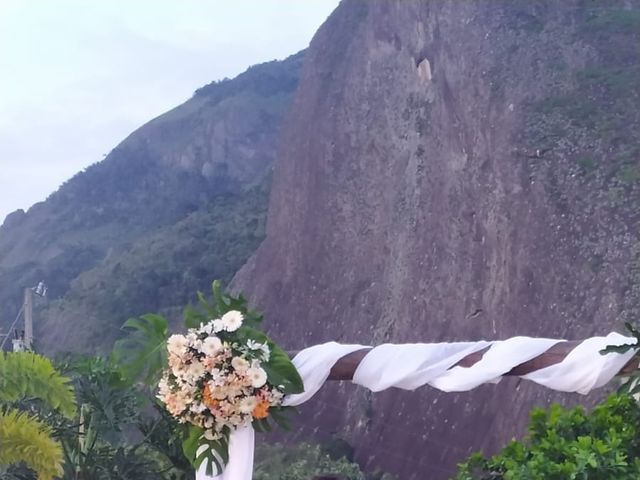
[455,394,640,479]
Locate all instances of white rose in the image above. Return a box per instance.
[221,310,243,332]
[201,336,223,357]
[231,356,250,373]
[167,334,188,356]
[247,367,268,388]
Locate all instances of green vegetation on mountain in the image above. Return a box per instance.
[0,52,302,354]
[41,181,269,352]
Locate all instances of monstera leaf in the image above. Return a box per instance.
[113,313,169,385]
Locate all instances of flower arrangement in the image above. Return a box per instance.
[155,281,303,475]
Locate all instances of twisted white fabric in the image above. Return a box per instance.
[197,333,637,480]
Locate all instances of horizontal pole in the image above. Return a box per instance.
[317,341,640,382]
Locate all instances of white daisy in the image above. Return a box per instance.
[221,310,243,332]
[247,367,268,388]
[231,356,250,373]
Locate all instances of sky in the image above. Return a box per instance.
[0,0,340,223]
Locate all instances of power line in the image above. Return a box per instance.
[0,304,25,351]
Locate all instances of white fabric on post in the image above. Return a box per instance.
[284,342,370,406]
[352,341,491,391]
[430,337,563,391]
[523,333,636,394]
[196,426,254,480]
[198,342,367,480]
[196,333,637,480]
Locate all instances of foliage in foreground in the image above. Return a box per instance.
[1,281,388,479]
[0,352,76,480]
[0,410,64,480]
[456,394,640,480]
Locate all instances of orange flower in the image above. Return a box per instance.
[203,384,219,410]
[252,400,270,419]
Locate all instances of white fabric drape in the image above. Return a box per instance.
[197,333,637,480]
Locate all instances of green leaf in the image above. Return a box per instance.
[269,406,297,431]
[263,343,304,395]
[183,425,231,476]
[252,417,272,433]
[184,303,207,329]
[182,425,203,465]
[600,343,638,355]
[212,280,225,309]
[112,313,169,386]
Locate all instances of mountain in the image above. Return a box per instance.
[233,1,640,478]
[0,51,304,353]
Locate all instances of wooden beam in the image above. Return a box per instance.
[323,341,640,382]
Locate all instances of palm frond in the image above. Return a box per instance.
[0,409,64,480]
[0,351,76,418]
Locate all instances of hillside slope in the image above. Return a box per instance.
[233,2,640,478]
[0,52,303,353]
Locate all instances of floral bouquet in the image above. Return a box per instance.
[154,282,303,475]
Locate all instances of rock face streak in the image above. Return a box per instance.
[235,1,640,478]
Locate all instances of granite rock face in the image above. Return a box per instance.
[234,1,640,477]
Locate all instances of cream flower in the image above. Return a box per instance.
[168,353,184,372]
[231,356,250,373]
[221,310,243,332]
[238,396,258,414]
[184,360,205,384]
[247,367,268,388]
[201,336,223,357]
[190,402,207,414]
[228,414,245,426]
[167,334,188,356]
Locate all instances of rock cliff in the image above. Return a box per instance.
[234,1,640,477]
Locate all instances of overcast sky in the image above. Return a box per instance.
[0,0,339,223]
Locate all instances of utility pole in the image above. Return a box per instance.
[23,287,33,350]
[2,282,47,352]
